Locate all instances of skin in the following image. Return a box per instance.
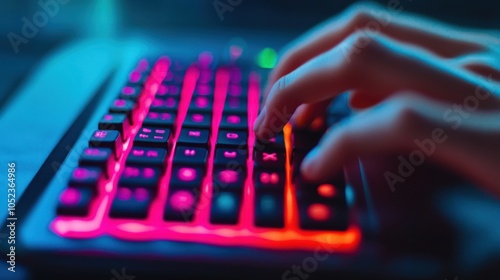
[253,3,500,197]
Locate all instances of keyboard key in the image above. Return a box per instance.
[183,113,211,128]
[254,151,285,170]
[156,84,180,98]
[173,146,207,165]
[109,99,136,122]
[143,111,176,128]
[170,166,204,188]
[126,147,167,168]
[227,84,246,98]
[128,70,147,85]
[210,191,241,225]
[89,130,122,159]
[217,130,247,148]
[119,166,161,189]
[150,97,178,112]
[253,170,285,193]
[224,96,247,113]
[109,187,152,219]
[134,127,171,148]
[254,193,284,228]
[220,114,248,130]
[193,84,213,96]
[98,113,130,141]
[213,148,247,166]
[298,202,348,231]
[254,133,286,153]
[69,166,104,187]
[164,189,198,222]
[189,95,212,112]
[213,167,245,192]
[293,127,325,152]
[79,148,114,178]
[178,128,209,147]
[57,188,93,216]
[119,86,142,100]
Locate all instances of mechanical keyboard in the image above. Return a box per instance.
[51,53,361,252]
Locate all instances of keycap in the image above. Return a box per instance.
[227,84,246,98]
[292,150,307,177]
[293,127,325,152]
[213,148,247,167]
[170,166,205,188]
[89,130,122,159]
[119,166,161,189]
[164,189,198,222]
[198,68,213,84]
[254,192,284,228]
[109,99,136,123]
[254,133,286,154]
[119,86,142,100]
[224,96,247,113]
[57,187,93,216]
[143,111,176,128]
[213,167,245,192]
[189,95,213,112]
[150,97,178,112]
[128,70,147,85]
[210,191,241,225]
[156,84,180,98]
[109,187,152,219]
[173,146,208,165]
[79,148,114,178]
[217,130,247,148]
[220,114,248,130]
[178,128,209,147]
[253,170,285,193]
[69,166,104,188]
[134,127,170,148]
[193,84,213,96]
[183,113,211,128]
[98,113,130,141]
[298,202,348,231]
[254,151,286,170]
[126,147,167,168]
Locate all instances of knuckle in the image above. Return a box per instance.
[344,31,385,64]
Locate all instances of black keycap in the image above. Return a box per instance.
[143,111,176,128]
[295,177,345,202]
[297,201,348,231]
[128,70,148,85]
[69,166,104,188]
[213,167,245,193]
[292,150,307,177]
[178,128,209,147]
[173,146,207,165]
[198,68,213,84]
[193,84,213,97]
[164,188,199,222]
[79,148,114,178]
[134,127,170,148]
[254,133,286,154]
[150,97,178,112]
[109,99,136,123]
[126,147,167,168]
[170,166,205,188]
[119,166,161,189]
[119,86,142,100]
[254,151,286,170]
[213,148,247,167]
[254,192,284,228]
[253,170,285,193]
[217,130,247,148]
[109,187,153,219]
[227,84,246,98]
[293,127,325,152]
[224,96,247,113]
[98,113,130,141]
[189,95,213,112]
[210,191,241,225]
[89,130,122,159]
[183,113,211,128]
[57,187,93,216]
[156,84,180,98]
[220,113,248,130]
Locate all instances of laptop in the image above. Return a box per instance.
[1,1,499,279]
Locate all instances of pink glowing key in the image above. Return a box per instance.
[94,131,108,139]
[155,129,166,134]
[262,152,277,161]
[227,115,241,124]
[178,168,197,182]
[228,84,242,97]
[195,85,211,95]
[60,188,81,205]
[198,51,213,67]
[184,149,196,156]
[170,190,195,211]
[114,99,127,107]
[132,149,145,156]
[122,86,135,95]
[143,128,152,133]
[165,97,176,107]
[143,168,156,179]
[123,167,140,177]
[103,114,113,121]
[160,113,173,120]
[223,151,237,158]
[84,148,106,156]
[129,71,142,83]
[191,114,204,123]
[194,96,209,108]
[148,112,159,119]
[189,131,201,137]
[226,133,239,139]
[146,150,158,157]
[117,187,133,200]
[260,172,280,184]
[152,99,163,106]
[134,188,149,202]
[138,133,149,139]
[217,170,239,184]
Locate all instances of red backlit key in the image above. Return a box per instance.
[183,113,211,128]
[164,188,199,222]
[210,191,241,225]
[109,99,136,123]
[69,166,104,188]
[89,130,122,159]
[213,148,247,167]
[220,113,248,130]
[254,151,285,170]
[126,147,167,168]
[224,96,247,113]
[217,130,247,148]
[98,113,130,141]
[170,166,205,188]
[134,127,171,148]
[254,193,284,228]
[119,166,161,190]
[109,187,153,219]
[150,97,178,112]
[254,133,285,154]
[143,111,176,128]
[213,167,245,192]
[56,187,93,216]
[156,84,180,98]
[188,95,213,112]
[193,84,213,97]
[119,86,142,100]
[178,129,209,147]
[253,170,285,193]
[173,146,208,165]
[79,148,114,178]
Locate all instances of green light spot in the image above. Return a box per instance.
[256,48,277,69]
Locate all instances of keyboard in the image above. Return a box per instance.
[51,53,361,252]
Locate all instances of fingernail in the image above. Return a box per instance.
[253,108,267,133]
[301,147,320,174]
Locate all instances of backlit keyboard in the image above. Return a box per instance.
[52,54,361,251]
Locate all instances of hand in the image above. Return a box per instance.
[252,3,500,196]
